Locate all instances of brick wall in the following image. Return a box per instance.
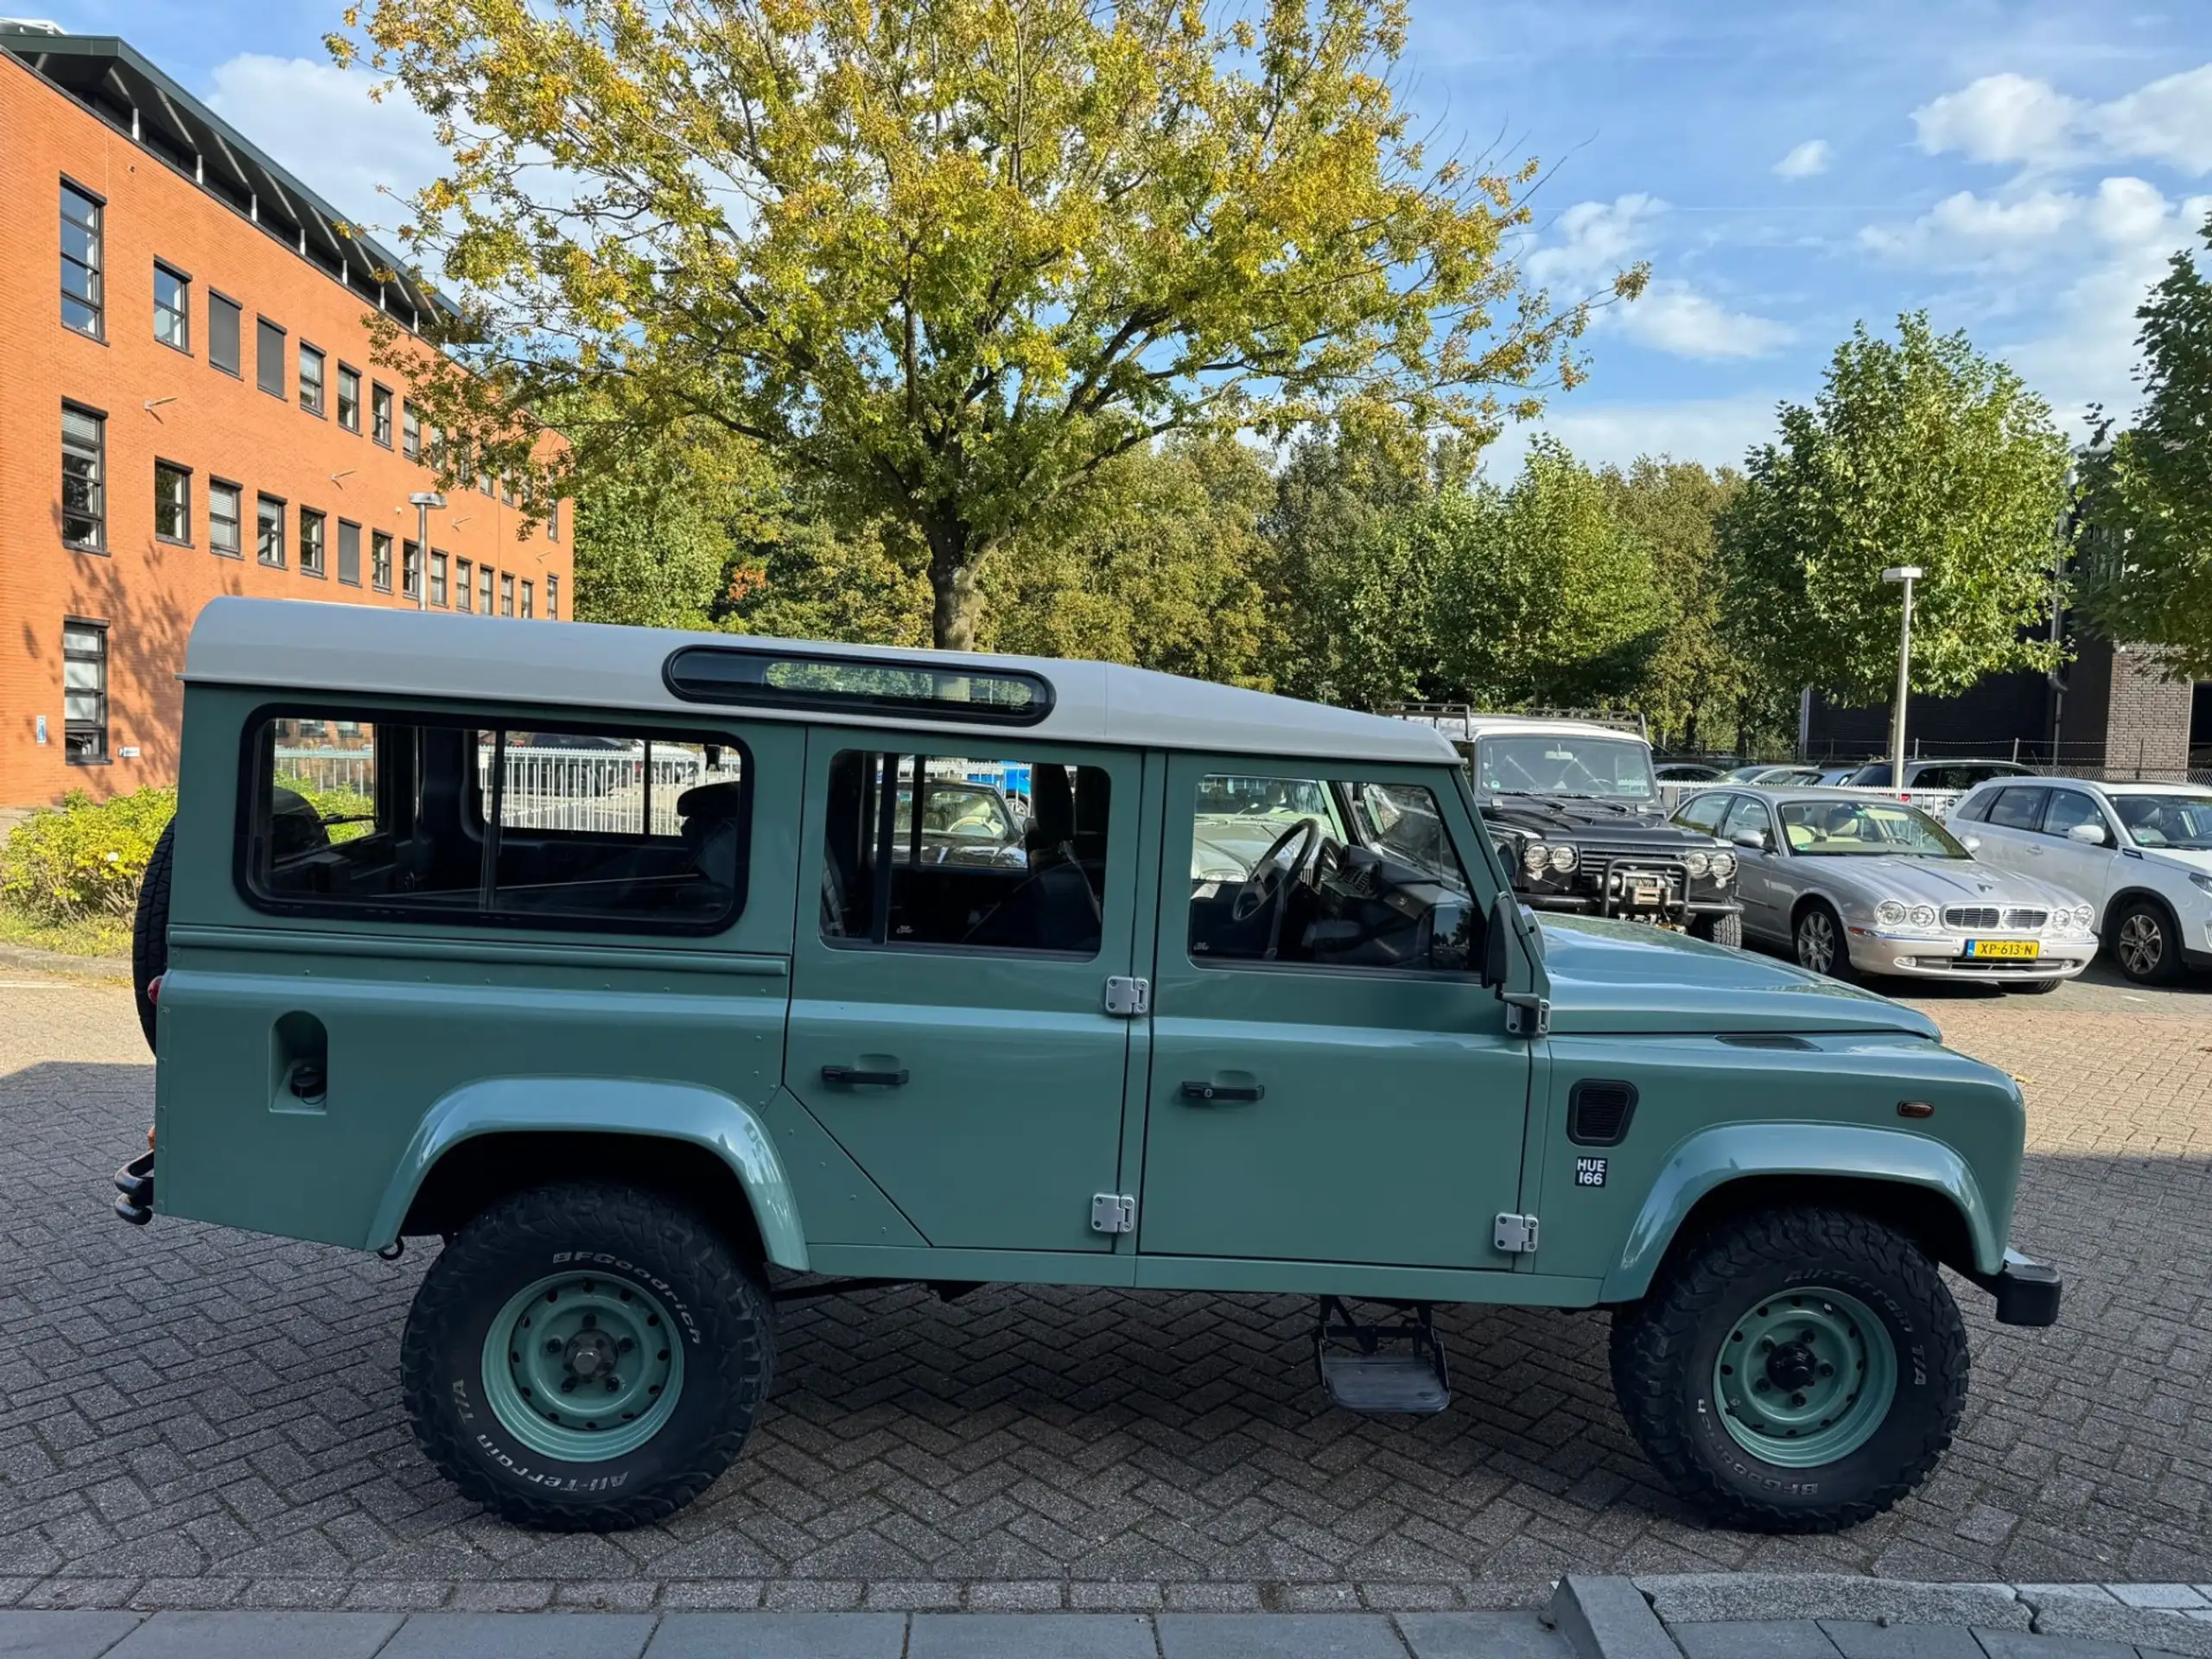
[0,51,571,810]
[2100,643,2194,779]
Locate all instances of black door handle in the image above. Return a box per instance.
[822,1065,909,1087]
[1180,1081,1263,1103]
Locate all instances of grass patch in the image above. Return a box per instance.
[0,900,130,958]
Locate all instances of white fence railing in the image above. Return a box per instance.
[274,745,741,837]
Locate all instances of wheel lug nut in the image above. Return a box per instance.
[618,1338,636,1354]
[1789,1392,1806,1407]
[1753,1380,1770,1393]
[560,1378,576,1394]
[606,1378,620,1393]
[546,1339,562,1355]
[582,1313,597,1331]
[1758,1339,1773,1352]
[1818,1363,1834,1377]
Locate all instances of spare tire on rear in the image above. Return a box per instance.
[132,820,175,1053]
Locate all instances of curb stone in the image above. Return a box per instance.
[1636,1575,2032,1631]
[1549,1576,1679,1659]
[2024,1596,2212,1657]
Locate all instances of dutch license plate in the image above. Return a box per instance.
[1962,938,2039,960]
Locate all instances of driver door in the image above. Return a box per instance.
[1136,754,1531,1270]
[1719,795,1787,939]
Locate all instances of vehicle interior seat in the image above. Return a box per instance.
[966,764,1101,951]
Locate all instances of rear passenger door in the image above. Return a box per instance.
[1718,796,1786,939]
[1972,785,2051,877]
[783,734,1145,1254]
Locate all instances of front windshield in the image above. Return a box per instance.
[1779,799,1967,858]
[1474,734,1656,801]
[2113,791,2212,850]
[895,783,1014,843]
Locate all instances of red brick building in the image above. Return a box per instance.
[0,23,572,811]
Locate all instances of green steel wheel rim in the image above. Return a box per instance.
[1712,1286,1897,1468]
[480,1269,685,1462]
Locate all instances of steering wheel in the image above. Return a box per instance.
[1231,817,1325,959]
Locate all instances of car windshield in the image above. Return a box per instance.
[894,782,1014,843]
[1779,800,1968,858]
[1475,734,1656,801]
[2113,791,2212,850]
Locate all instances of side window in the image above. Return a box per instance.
[1187,772,1477,972]
[1675,791,1730,832]
[2041,790,2106,839]
[245,713,748,931]
[1986,786,2049,831]
[1719,797,1771,849]
[1953,789,1993,823]
[820,751,1107,956]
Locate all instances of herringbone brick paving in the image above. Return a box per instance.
[2,971,2207,1611]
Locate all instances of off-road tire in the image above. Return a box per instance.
[131,822,175,1052]
[2110,898,2184,986]
[402,1181,773,1531]
[1609,1206,1967,1533]
[1692,911,1744,950]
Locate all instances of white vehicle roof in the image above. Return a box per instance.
[1395,711,1648,745]
[182,598,1459,766]
[2018,779,2211,796]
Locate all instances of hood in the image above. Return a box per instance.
[1536,915,1941,1040]
[1482,795,1703,839]
[1803,855,2082,912]
[2139,846,2212,880]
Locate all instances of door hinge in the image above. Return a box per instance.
[1103,976,1151,1018]
[1501,992,1550,1038]
[1493,1212,1540,1255]
[1091,1192,1137,1234]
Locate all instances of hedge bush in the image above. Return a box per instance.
[1,787,176,921]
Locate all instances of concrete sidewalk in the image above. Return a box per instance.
[6,1579,2209,1659]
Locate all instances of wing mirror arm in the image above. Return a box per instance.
[1484,890,1550,1038]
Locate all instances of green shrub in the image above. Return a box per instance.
[272,773,376,844]
[1,787,177,921]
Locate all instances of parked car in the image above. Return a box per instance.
[1674,787,2096,992]
[1841,758,2033,793]
[1653,761,1724,782]
[1722,764,1827,786]
[119,599,2059,1538]
[1949,777,2212,984]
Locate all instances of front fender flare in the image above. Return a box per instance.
[1599,1122,2000,1303]
[364,1077,807,1270]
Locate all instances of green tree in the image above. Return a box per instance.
[1601,457,1744,749]
[1722,314,2071,708]
[336,0,1639,649]
[2077,213,2212,676]
[562,416,764,628]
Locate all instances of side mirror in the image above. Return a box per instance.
[2066,821,2107,845]
[1482,890,1515,988]
[1730,828,1768,852]
[1961,834,1982,852]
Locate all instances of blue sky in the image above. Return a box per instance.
[40,0,2212,474]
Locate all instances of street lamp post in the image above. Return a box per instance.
[1882,565,1923,791]
[409,491,447,614]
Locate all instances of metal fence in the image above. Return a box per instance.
[274,745,742,836]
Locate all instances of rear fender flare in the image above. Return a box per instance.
[365,1077,806,1269]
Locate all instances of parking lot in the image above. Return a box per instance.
[2,962,2209,1613]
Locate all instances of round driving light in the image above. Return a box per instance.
[2074,904,2094,929]
[1682,850,1710,878]
[1549,844,1578,874]
[1708,851,1736,882]
[1908,905,1939,928]
[1522,842,1549,877]
[1876,900,1908,925]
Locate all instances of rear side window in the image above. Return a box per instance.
[820,751,1108,955]
[1986,786,2050,831]
[242,713,748,932]
[1675,791,1730,832]
[1953,789,1994,823]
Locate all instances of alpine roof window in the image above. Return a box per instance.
[665,647,1052,726]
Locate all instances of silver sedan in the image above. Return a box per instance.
[1673,787,2098,991]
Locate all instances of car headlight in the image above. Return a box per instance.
[1908,904,1938,928]
[1876,900,1908,925]
[1548,844,1578,874]
[2074,904,2094,928]
[1682,849,1710,878]
[1522,842,1550,877]
[1708,851,1736,882]
[2191,872,2212,898]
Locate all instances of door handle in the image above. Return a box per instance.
[1180,1081,1263,1103]
[821,1065,909,1087]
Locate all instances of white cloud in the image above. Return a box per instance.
[1486,392,1782,475]
[1914,62,2212,178]
[1859,188,2080,270]
[1524,195,1790,360]
[204,55,448,233]
[1774,139,1832,181]
[2092,65,2212,175]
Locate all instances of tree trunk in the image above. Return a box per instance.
[925,522,984,652]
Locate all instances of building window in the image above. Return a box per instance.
[155,461,192,544]
[256,317,285,397]
[60,181,102,336]
[402,401,421,461]
[337,519,362,585]
[208,292,241,375]
[336,365,360,432]
[299,344,326,416]
[154,263,189,352]
[257,495,285,566]
[209,480,243,556]
[63,620,108,765]
[478,564,493,614]
[61,404,105,550]
[546,574,559,620]
[479,470,494,498]
[500,477,516,508]
[299,507,327,576]
[372,384,393,447]
[455,558,474,613]
[429,550,448,607]
[403,540,422,600]
[520,580,535,619]
[372,531,393,591]
[549,499,560,542]
[500,573,516,616]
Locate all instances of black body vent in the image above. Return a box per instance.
[1567,1079,1638,1146]
[1717,1033,1818,1051]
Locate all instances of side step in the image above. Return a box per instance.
[1313,1296,1451,1415]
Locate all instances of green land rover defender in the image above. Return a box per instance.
[115,597,2060,1535]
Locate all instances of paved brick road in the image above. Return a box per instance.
[2,968,2208,1613]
